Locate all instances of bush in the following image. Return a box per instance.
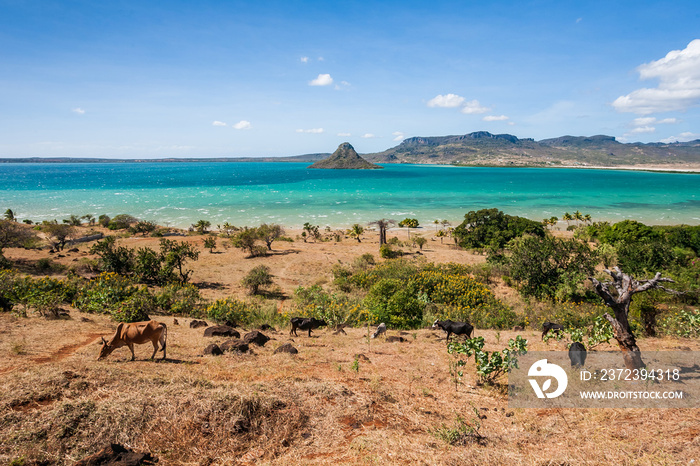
[293,285,362,328]
[453,208,544,250]
[112,286,155,322]
[363,279,424,329]
[154,283,205,317]
[241,265,274,295]
[107,214,138,230]
[379,244,402,259]
[73,272,138,315]
[658,308,700,338]
[206,297,250,326]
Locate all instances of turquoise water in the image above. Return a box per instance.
[0,162,697,228]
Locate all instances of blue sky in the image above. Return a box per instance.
[1,1,699,159]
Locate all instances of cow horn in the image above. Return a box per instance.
[101,337,107,344]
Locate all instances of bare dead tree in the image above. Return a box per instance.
[369,219,395,246]
[589,267,682,369]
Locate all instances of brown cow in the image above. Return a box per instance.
[98,320,167,361]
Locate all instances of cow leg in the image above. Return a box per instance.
[308,328,312,337]
[128,343,136,361]
[446,332,452,344]
[151,340,158,360]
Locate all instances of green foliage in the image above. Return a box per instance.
[431,410,485,446]
[293,285,363,328]
[241,265,274,295]
[111,286,154,323]
[90,236,135,275]
[379,244,402,259]
[542,314,614,348]
[448,335,528,385]
[133,247,162,283]
[206,297,250,326]
[658,308,700,338]
[73,272,139,315]
[504,234,599,301]
[453,208,545,250]
[192,219,211,234]
[257,223,284,250]
[154,283,205,317]
[41,223,75,250]
[231,227,265,257]
[107,214,138,230]
[98,214,110,227]
[615,240,675,275]
[413,236,428,250]
[130,220,158,236]
[63,214,82,226]
[348,223,364,242]
[363,279,424,328]
[158,238,200,284]
[203,236,217,253]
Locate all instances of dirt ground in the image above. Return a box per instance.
[1,226,699,465]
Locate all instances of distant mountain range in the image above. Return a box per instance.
[363,132,700,167]
[308,142,382,169]
[2,132,700,167]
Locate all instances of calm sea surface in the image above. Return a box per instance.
[0,162,697,228]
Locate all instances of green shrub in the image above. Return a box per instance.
[379,244,402,259]
[241,265,274,295]
[154,283,205,317]
[658,308,700,338]
[206,297,250,326]
[73,272,138,315]
[363,279,424,329]
[112,286,155,322]
[293,285,362,328]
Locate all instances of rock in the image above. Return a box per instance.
[243,330,270,347]
[274,343,298,355]
[354,353,371,363]
[190,319,208,329]
[385,336,406,343]
[203,325,240,338]
[204,344,223,356]
[259,324,274,331]
[74,443,156,466]
[173,318,179,326]
[219,339,249,353]
[308,143,383,170]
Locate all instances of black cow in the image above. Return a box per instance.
[541,322,564,340]
[568,342,587,368]
[432,319,474,343]
[290,317,328,337]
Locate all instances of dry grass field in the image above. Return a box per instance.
[1,227,699,465]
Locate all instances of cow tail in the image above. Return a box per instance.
[160,323,167,352]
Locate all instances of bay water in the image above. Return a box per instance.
[0,162,697,228]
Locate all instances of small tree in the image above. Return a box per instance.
[257,223,284,250]
[241,265,274,295]
[203,236,217,253]
[590,267,683,369]
[231,227,264,257]
[98,214,111,228]
[81,214,96,225]
[4,209,15,221]
[42,223,75,251]
[302,223,320,242]
[414,236,427,250]
[131,220,158,237]
[159,238,200,284]
[348,224,364,243]
[63,214,82,226]
[90,236,135,275]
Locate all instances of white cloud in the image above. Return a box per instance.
[630,126,656,134]
[613,39,700,114]
[296,128,324,133]
[212,121,227,127]
[72,108,85,114]
[337,132,351,137]
[392,131,405,142]
[309,73,333,86]
[660,132,700,143]
[361,133,376,139]
[460,99,490,114]
[483,115,509,121]
[300,56,309,63]
[657,117,679,124]
[233,120,251,130]
[633,117,656,126]
[427,93,465,108]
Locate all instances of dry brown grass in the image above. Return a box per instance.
[1,227,699,464]
[1,310,698,465]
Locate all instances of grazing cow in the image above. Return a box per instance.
[568,342,587,368]
[541,322,565,340]
[289,317,327,337]
[98,320,167,361]
[432,319,474,343]
[371,323,387,339]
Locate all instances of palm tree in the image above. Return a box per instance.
[433,219,440,232]
[348,224,364,243]
[562,212,573,228]
[573,210,583,227]
[436,229,446,244]
[583,214,592,225]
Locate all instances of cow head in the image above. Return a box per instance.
[98,337,115,360]
[431,319,440,329]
